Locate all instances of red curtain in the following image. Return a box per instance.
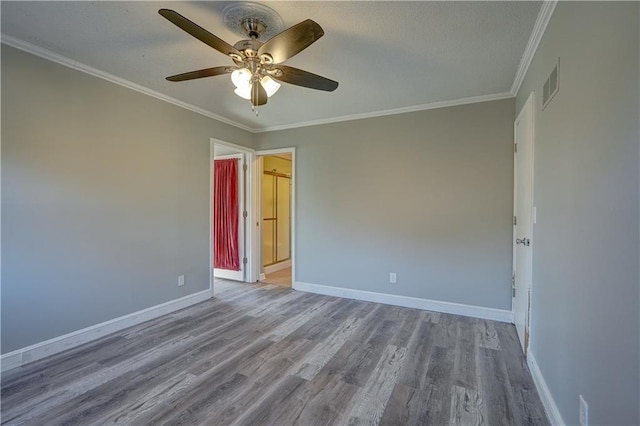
[214,159,240,271]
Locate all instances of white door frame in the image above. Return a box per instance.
[512,92,536,355]
[210,138,256,293]
[255,148,296,285]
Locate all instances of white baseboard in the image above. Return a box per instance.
[264,260,291,275]
[0,289,211,373]
[213,269,245,281]
[293,281,512,323]
[527,351,566,425]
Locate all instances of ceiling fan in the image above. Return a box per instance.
[158,6,339,112]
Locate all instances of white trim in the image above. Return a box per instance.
[214,153,243,160]
[255,156,265,282]
[510,1,558,95]
[3,10,558,134]
[213,270,245,281]
[0,290,211,373]
[1,34,521,134]
[255,148,297,156]
[293,281,512,323]
[0,35,254,133]
[264,259,291,275]
[254,92,514,133]
[527,351,566,425]
[256,148,296,285]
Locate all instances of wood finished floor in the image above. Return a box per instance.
[261,266,292,287]
[1,281,549,426]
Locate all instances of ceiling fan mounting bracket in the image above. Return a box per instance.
[222,2,284,41]
[241,18,265,40]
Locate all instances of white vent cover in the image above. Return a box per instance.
[543,58,560,109]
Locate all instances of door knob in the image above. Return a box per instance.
[516,238,530,246]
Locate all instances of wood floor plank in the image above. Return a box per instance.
[453,316,479,390]
[275,369,360,426]
[422,345,456,424]
[476,319,502,350]
[495,324,550,426]
[229,375,308,426]
[265,297,341,342]
[397,320,437,390]
[379,383,433,426]
[449,385,485,426]
[293,316,365,380]
[103,372,199,425]
[477,347,520,426]
[204,359,296,425]
[1,280,549,426]
[343,344,408,425]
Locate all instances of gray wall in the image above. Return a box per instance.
[1,45,253,353]
[255,99,515,310]
[516,2,639,425]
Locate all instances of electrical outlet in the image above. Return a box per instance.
[178,275,185,287]
[389,272,397,284]
[579,395,589,426]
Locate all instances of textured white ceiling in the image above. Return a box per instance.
[1,1,541,131]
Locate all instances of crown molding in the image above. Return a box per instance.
[510,0,558,96]
[0,34,255,133]
[253,91,515,133]
[3,32,527,135]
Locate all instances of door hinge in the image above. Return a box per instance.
[243,257,247,264]
[243,210,247,218]
[243,163,247,172]
[513,215,517,226]
[514,143,518,153]
[512,286,516,297]
[512,275,516,297]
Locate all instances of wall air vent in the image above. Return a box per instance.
[542,58,560,109]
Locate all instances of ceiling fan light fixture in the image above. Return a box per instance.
[261,75,281,97]
[234,85,252,100]
[231,68,251,89]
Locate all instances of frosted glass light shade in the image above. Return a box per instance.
[234,85,252,100]
[261,75,281,97]
[231,68,251,88]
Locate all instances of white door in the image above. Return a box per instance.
[213,153,246,281]
[513,93,535,354]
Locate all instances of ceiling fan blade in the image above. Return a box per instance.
[271,65,338,92]
[166,66,233,82]
[258,19,324,64]
[158,9,242,58]
[252,82,268,107]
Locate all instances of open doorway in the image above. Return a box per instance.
[258,151,294,287]
[211,140,255,285]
